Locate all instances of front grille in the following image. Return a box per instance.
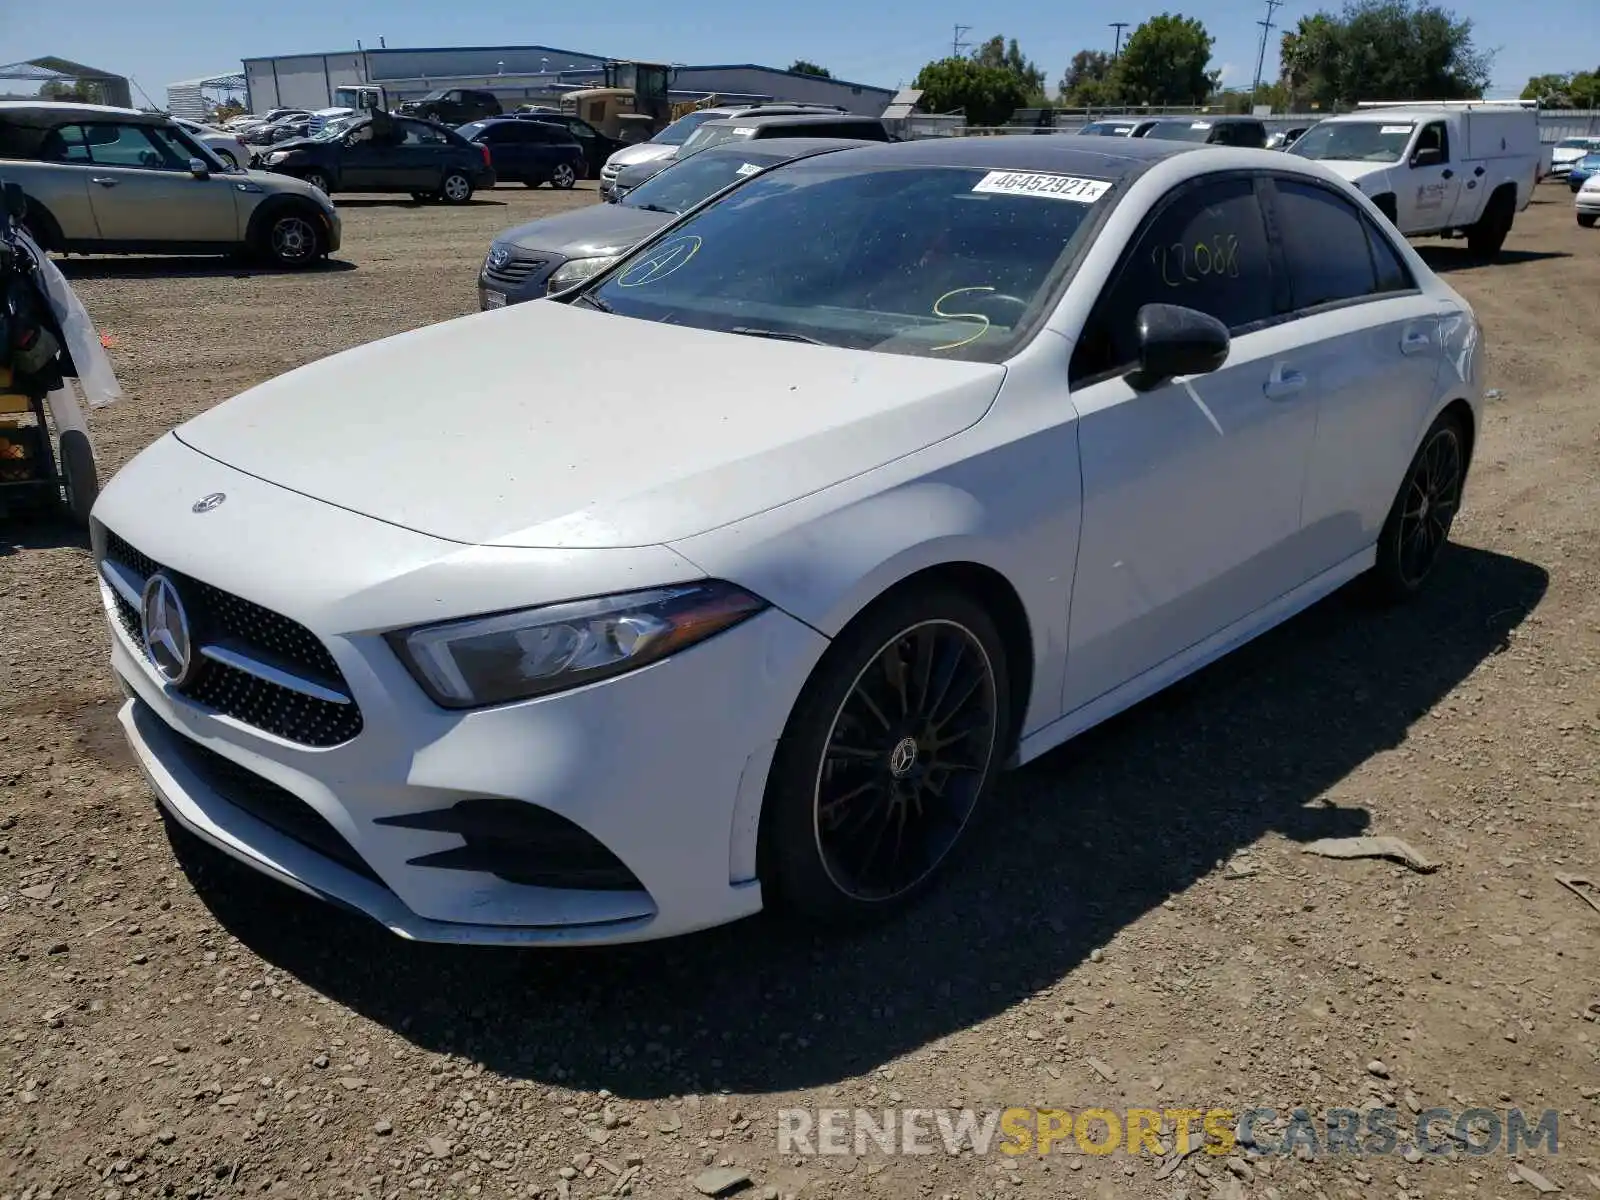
[151,706,385,887]
[484,254,557,290]
[101,530,364,748]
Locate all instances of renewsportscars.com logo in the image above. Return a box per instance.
[777,1107,1561,1159]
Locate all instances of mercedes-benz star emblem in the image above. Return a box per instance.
[888,736,919,779]
[140,574,196,686]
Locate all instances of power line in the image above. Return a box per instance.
[1250,0,1285,102]
[1109,22,1130,59]
[952,24,973,58]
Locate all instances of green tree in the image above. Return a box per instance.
[39,78,99,103]
[1116,14,1218,106]
[1058,49,1124,105]
[972,35,1048,100]
[787,60,832,78]
[912,56,1032,125]
[1278,0,1491,107]
[1522,69,1600,107]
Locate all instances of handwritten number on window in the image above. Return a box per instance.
[1150,234,1240,288]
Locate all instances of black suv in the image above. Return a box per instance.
[261,112,495,203]
[457,119,585,188]
[511,113,626,179]
[1139,116,1268,148]
[398,88,502,125]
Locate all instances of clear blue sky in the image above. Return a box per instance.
[10,0,1593,104]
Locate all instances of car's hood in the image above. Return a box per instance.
[498,204,672,256]
[1307,159,1394,183]
[608,142,676,169]
[173,302,1006,549]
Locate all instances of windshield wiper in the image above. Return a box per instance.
[573,292,613,313]
[728,326,824,345]
[629,203,677,214]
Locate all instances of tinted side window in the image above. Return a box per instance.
[1366,219,1415,293]
[1071,176,1273,383]
[1273,178,1379,310]
[1416,121,1448,162]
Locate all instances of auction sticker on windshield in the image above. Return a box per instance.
[735,163,762,176]
[1381,125,1413,134]
[971,171,1111,203]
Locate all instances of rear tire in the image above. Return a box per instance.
[1371,193,1399,226]
[58,430,98,527]
[217,150,239,169]
[440,171,473,204]
[759,586,1010,929]
[1367,411,1468,603]
[550,162,577,190]
[300,169,331,194]
[1467,190,1514,258]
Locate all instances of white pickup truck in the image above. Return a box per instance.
[1288,101,1541,258]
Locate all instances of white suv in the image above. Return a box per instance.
[598,102,848,198]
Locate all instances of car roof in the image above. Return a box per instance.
[694,136,876,161]
[1148,114,1262,126]
[701,113,880,130]
[697,103,845,117]
[0,100,162,126]
[769,133,1192,177]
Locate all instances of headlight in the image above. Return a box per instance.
[547,255,620,293]
[264,151,289,165]
[387,582,768,709]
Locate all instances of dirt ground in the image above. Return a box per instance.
[1,180,1598,1200]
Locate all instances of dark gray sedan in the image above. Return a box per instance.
[477,138,870,309]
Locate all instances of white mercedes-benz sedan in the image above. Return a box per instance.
[91,137,1483,946]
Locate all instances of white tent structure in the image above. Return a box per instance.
[165,71,246,120]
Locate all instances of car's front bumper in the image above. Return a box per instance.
[476,252,567,309]
[1576,190,1600,216]
[92,436,830,945]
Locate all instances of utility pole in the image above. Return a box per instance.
[1109,21,1129,59]
[1250,0,1284,104]
[952,24,973,58]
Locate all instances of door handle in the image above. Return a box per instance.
[1441,169,1454,180]
[90,177,118,187]
[1401,330,1432,355]
[1263,367,1306,400]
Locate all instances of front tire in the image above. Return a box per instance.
[760,586,1010,928]
[58,429,98,527]
[264,209,322,268]
[440,171,474,204]
[1579,213,1598,228]
[1368,412,1468,602]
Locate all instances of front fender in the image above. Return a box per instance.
[670,414,1085,740]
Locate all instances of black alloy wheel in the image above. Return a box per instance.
[761,586,1009,926]
[1371,412,1467,600]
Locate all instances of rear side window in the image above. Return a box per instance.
[1273,177,1399,310]
[1071,175,1274,383]
[1367,221,1415,294]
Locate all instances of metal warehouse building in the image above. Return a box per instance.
[240,45,894,116]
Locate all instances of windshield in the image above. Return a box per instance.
[1557,138,1598,150]
[622,151,789,213]
[420,90,450,102]
[588,163,1109,363]
[1292,121,1413,163]
[1146,121,1214,143]
[1080,122,1134,136]
[314,116,360,141]
[650,110,728,147]
[679,123,759,159]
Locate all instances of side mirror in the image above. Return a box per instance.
[1410,146,1443,168]
[188,157,211,178]
[1126,303,1230,391]
[2,180,26,220]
